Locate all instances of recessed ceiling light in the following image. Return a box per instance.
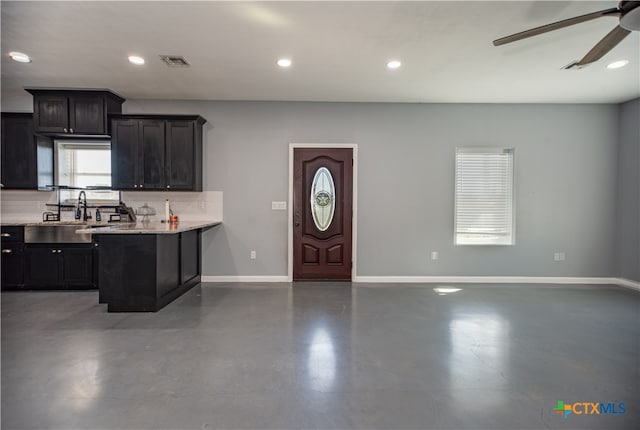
[387,60,402,69]
[128,55,145,65]
[277,58,292,68]
[9,52,31,63]
[433,287,462,295]
[607,60,629,70]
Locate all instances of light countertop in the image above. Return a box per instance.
[75,220,221,234]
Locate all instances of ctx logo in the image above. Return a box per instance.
[554,401,626,418]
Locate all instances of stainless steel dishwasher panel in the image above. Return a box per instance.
[24,225,92,243]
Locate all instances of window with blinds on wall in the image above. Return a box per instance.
[454,147,515,245]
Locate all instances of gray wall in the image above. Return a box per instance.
[616,98,640,282]
[123,100,620,278]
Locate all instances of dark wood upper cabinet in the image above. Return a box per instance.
[141,120,166,189]
[26,89,124,135]
[1,113,53,189]
[110,115,206,191]
[1,113,36,189]
[167,120,202,190]
[110,118,139,190]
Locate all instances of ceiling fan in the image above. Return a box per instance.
[493,1,640,69]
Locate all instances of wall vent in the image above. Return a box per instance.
[159,55,190,67]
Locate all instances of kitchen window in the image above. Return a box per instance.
[454,147,515,245]
[55,140,119,203]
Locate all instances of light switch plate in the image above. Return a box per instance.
[272,201,287,210]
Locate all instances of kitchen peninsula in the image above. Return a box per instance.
[78,220,220,312]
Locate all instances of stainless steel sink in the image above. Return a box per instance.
[24,224,92,243]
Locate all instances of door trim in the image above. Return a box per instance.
[288,143,358,282]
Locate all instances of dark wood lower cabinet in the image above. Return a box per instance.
[24,244,94,289]
[2,226,25,289]
[1,243,24,288]
[96,230,201,312]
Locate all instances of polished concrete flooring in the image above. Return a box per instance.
[1,283,639,430]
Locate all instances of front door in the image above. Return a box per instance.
[293,148,353,280]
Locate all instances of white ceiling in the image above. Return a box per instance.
[2,1,639,106]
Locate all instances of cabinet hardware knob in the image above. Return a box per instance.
[58,250,62,253]
[1,249,12,254]
[1,233,10,237]
[64,128,68,133]
[134,185,138,188]
[94,243,99,247]
[70,128,74,133]
[167,185,170,188]
[140,184,143,188]
[51,249,57,253]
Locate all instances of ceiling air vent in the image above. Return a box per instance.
[159,55,190,67]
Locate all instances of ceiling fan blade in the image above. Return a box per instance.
[565,25,632,68]
[493,7,620,46]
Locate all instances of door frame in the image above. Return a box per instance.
[288,143,358,282]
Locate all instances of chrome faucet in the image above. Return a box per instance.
[78,191,91,222]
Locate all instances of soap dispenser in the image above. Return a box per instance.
[95,208,102,222]
[75,206,81,220]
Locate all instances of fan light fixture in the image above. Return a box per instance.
[607,59,629,69]
[494,1,640,69]
[9,51,31,63]
[277,58,292,68]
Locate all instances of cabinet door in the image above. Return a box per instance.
[61,248,93,287]
[69,95,105,134]
[1,244,24,288]
[33,94,69,133]
[25,247,61,287]
[140,120,165,189]
[111,119,140,190]
[166,120,195,190]
[180,230,199,284]
[1,114,37,189]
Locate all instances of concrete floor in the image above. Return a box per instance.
[1,282,639,430]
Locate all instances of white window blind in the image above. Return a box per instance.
[455,148,515,245]
[55,140,119,204]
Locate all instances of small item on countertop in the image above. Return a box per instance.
[169,215,178,224]
[136,203,156,224]
[164,199,170,223]
[95,208,101,222]
[109,214,121,223]
[42,211,59,222]
[75,207,81,220]
[118,202,137,223]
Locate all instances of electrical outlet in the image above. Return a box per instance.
[554,252,566,261]
[431,251,439,261]
[250,250,256,260]
[271,201,287,210]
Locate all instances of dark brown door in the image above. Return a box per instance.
[293,148,353,280]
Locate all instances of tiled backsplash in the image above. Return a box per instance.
[0,190,58,222]
[1,190,223,223]
[120,191,223,222]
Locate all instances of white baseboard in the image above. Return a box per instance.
[200,275,640,291]
[202,276,289,283]
[352,276,619,285]
[612,277,640,291]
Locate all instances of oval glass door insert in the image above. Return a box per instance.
[310,167,335,231]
